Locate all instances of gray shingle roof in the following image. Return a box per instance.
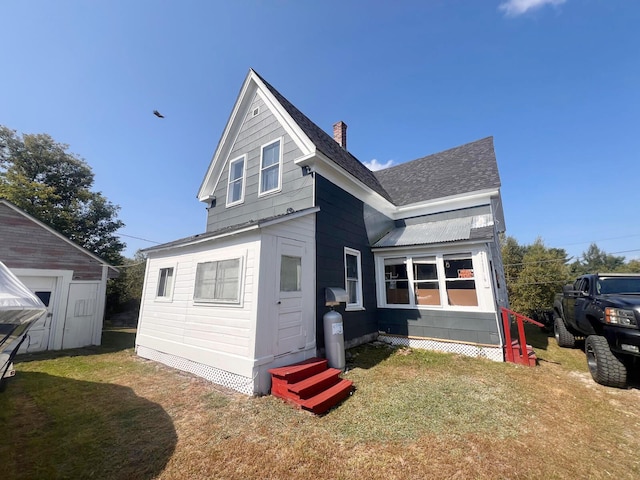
[253,70,393,202]
[373,136,501,206]
[253,70,500,208]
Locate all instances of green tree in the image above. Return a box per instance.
[106,251,147,319]
[0,126,124,263]
[570,243,626,276]
[505,237,570,316]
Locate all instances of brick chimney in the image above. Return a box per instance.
[333,121,347,149]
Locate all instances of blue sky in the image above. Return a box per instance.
[2,0,639,262]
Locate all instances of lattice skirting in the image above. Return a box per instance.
[136,345,255,396]
[378,334,504,362]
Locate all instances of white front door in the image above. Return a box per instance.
[275,238,306,356]
[62,283,99,349]
[19,276,56,353]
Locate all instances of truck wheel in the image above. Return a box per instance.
[585,335,627,388]
[554,316,576,348]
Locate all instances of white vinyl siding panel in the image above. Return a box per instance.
[137,236,259,363]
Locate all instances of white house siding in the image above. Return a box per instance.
[252,213,317,393]
[136,232,261,390]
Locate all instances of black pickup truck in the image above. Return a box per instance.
[553,273,640,388]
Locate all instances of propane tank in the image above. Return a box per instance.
[323,307,345,370]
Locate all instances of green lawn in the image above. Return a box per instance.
[1,327,639,479]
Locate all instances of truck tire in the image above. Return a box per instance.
[554,315,576,348]
[585,335,627,388]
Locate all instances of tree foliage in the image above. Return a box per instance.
[503,237,571,316]
[502,236,640,316]
[0,126,125,264]
[570,243,626,276]
[106,251,147,318]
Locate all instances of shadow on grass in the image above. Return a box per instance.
[346,341,396,370]
[0,371,177,480]
[519,323,550,351]
[15,328,136,364]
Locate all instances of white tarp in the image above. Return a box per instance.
[0,261,46,350]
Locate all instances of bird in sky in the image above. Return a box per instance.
[153,110,165,118]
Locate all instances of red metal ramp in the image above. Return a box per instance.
[269,358,353,415]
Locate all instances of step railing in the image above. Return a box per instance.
[500,307,544,365]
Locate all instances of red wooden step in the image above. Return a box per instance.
[288,368,342,400]
[299,378,354,415]
[268,357,327,383]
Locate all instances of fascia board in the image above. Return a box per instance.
[392,189,500,220]
[197,73,256,201]
[295,152,396,217]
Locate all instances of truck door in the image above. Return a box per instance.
[574,278,596,335]
[564,278,582,329]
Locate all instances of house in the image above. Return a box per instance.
[135,69,509,395]
[0,199,118,353]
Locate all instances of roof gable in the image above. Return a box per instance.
[373,137,501,206]
[0,199,117,273]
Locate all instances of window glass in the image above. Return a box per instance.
[413,257,440,306]
[194,259,241,303]
[384,258,409,304]
[443,255,478,307]
[227,157,245,205]
[345,250,362,307]
[280,255,301,292]
[260,141,280,193]
[157,267,174,298]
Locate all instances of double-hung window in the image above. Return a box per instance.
[226,155,246,206]
[259,139,282,195]
[344,248,363,310]
[194,258,242,304]
[156,267,174,300]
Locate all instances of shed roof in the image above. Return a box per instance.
[373,213,494,248]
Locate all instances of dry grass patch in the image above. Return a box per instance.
[1,328,640,479]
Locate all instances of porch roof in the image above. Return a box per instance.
[373,214,494,248]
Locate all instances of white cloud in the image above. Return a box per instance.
[364,159,394,171]
[499,0,566,17]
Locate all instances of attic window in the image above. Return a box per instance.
[252,107,259,117]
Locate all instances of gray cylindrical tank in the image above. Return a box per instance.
[323,308,345,370]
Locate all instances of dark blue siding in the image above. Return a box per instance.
[377,309,501,345]
[315,175,378,348]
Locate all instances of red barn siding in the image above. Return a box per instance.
[0,203,105,280]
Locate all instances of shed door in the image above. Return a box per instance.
[19,276,56,353]
[62,283,99,349]
[275,238,306,356]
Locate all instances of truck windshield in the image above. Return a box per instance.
[597,277,640,295]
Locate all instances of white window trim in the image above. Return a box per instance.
[226,154,247,207]
[193,257,244,306]
[258,137,283,197]
[344,247,364,311]
[155,265,176,302]
[376,250,485,312]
